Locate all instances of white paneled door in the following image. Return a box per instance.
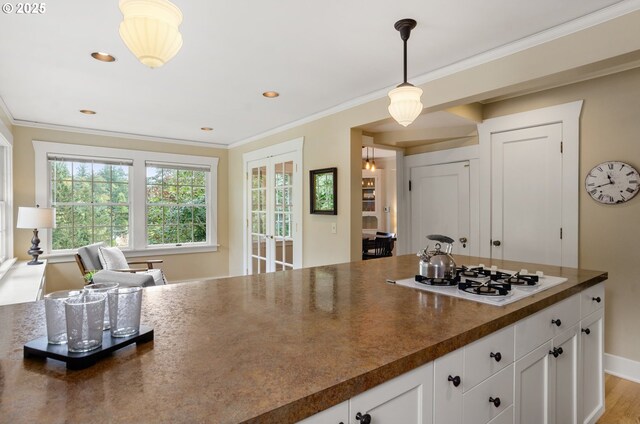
[410,162,470,255]
[490,123,563,266]
[247,152,301,274]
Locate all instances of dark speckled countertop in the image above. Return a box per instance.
[0,255,606,423]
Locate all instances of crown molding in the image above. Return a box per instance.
[11,119,227,149]
[228,0,640,150]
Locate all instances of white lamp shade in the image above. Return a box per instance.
[16,207,56,229]
[388,85,424,127]
[119,0,183,68]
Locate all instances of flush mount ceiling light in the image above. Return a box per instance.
[388,19,423,127]
[91,52,116,62]
[118,0,183,68]
[262,91,280,98]
[79,109,96,115]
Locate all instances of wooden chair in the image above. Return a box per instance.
[362,235,393,260]
[75,243,166,286]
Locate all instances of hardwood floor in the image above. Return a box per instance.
[598,374,640,423]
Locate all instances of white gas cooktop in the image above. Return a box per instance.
[394,265,568,306]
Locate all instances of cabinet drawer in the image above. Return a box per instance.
[297,401,348,424]
[580,282,604,318]
[488,406,514,424]
[434,348,464,424]
[464,326,514,390]
[462,364,514,424]
[515,294,580,359]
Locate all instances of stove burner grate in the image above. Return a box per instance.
[415,274,459,286]
[458,281,511,296]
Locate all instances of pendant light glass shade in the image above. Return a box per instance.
[119,0,184,68]
[388,84,423,127]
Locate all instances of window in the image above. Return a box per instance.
[34,141,219,257]
[48,156,132,250]
[145,162,209,246]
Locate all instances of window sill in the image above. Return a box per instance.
[43,245,220,264]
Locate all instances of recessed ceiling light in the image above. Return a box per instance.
[79,109,96,115]
[201,127,213,131]
[91,52,116,62]
[262,91,280,98]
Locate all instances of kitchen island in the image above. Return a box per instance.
[0,255,606,423]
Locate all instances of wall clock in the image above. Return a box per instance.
[585,161,640,204]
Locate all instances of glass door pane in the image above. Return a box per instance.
[273,160,294,271]
[250,163,268,274]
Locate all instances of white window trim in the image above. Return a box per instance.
[33,140,219,261]
[0,135,13,262]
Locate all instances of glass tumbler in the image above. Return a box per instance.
[44,290,83,344]
[108,286,143,338]
[83,282,119,330]
[65,293,106,353]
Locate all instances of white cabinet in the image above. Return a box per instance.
[580,308,604,424]
[515,340,553,424]
[552,326,579,424]
[463,365,514,424]
[514,325,580,424]
[434,349,464,424]
[298,401,348,424]
[464,326,514,389]
[349,362,433,424]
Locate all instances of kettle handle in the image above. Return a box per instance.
[426,234,455,244]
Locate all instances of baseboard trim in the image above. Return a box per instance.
[604,353,640,384]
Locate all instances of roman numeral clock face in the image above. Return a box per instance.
[585,161,640,204]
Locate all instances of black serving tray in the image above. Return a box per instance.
[24,325,153,370]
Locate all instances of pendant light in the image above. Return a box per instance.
[119,0,184,68]
[388,19,423,127]
[365,147,371,170]
[371,148,376,171]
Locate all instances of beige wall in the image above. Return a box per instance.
[483,67,640,363]
[11,126,229,291]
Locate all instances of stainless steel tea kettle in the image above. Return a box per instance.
[417,235,457,279]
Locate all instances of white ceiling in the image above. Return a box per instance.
[0,0,627,146]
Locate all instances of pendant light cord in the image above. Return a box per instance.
[403,38,408,84]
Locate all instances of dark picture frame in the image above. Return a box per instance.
[310,167,337,215]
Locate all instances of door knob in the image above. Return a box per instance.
[582,328,591,335]
[459,237,467,248]
[492,240,501,247]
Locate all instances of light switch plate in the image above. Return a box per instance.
[331,223,337,234]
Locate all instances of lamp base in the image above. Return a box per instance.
[27,228,44,266]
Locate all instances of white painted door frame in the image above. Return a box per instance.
[399,145,480,257]
[478,101,582,267]
[242,137,304,275]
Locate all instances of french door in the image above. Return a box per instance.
[247,152,301,274]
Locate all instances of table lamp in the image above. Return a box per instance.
[16,205,56,265]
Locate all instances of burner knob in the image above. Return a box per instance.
[490,352,502,362]
[489,397,501,408]
[582,328,591,335]
[551,319,562,327]
[592,296,602,303]
[492,240,501,247]
[355,412,371,424]
[448,375,461,387]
